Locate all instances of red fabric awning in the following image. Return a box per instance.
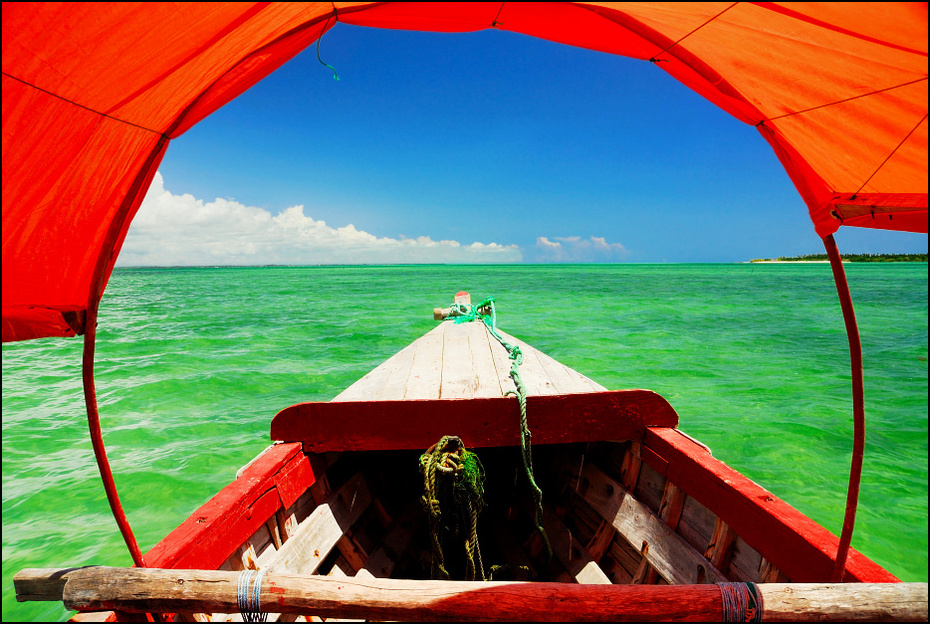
[3,2,927,342]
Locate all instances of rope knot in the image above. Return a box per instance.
[419,435,486,581]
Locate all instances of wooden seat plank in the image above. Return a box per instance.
[271,390,679,453]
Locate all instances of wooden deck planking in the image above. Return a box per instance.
[332,340,419,402]
[332,320,606,402]
[403,323,445,399]
[496,329,607,395]
[440,322,481,399]
[470,322,507,397]
[502,332,555,396]
[485,324,520,396]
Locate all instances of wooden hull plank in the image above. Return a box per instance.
[543,506,612,584]
[271,390,679,452]
[357,502,420,579]
[563,459,727,585]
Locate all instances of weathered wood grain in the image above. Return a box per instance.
[641,480,689,584]
[704,518,738,573]
[13,567,88,602]
[332,338,420,402]
[404,323,445,399]
[19,567,927,622]
[271,390,678,452]
[329,320,607,403]
[566,460,727,585]
[495,329,607,396]
[264,473,371,575]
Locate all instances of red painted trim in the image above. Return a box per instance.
[823,234,866,582]
[643,428,897,583]
[144,442,314,570]
[274,448,316,509]
[271,390,679,452]
[640,444,668,477]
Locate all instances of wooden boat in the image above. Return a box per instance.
[15,293,927,622]
[4,6,927,619]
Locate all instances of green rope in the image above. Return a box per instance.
[316,27,340,81]
[443,297,552,560]
[419,436,486,581]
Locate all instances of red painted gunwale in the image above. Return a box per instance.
[143,442,315,571]
[642,427,898,583]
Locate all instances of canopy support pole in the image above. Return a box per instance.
[821,233,864,582]
[82,305,146,568]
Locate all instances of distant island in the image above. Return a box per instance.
[750,253,927,263]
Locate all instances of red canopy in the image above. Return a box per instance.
[3,2,927,342]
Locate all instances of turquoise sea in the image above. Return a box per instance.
[2,263,927,621]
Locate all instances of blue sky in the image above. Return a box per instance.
[121,23,927,265]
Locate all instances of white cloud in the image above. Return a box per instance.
[533,235,630,262]
[117,173,522,266]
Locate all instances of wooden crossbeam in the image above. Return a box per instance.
[271,390,678,453]
[265,472,371,575]
[832,192,928,219]
[15,567,928,622]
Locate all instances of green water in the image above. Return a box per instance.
[3,263,927,621]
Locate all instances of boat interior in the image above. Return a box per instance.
[38,314,901,621]
[126,417,892,622]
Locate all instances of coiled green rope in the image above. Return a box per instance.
[419,435,486,581]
